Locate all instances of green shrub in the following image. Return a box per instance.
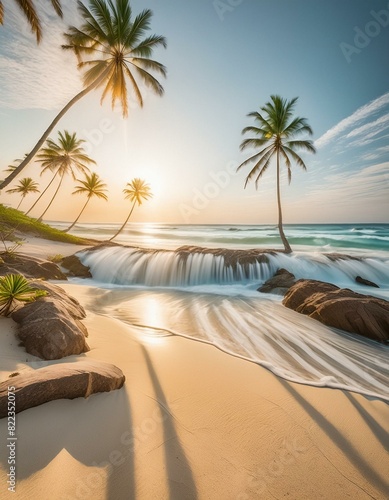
[0,274,47,317]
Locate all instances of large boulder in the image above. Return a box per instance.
[0,360,125,418]
[283,280,389,343]
[0,253,67,280]
[28,280,86,319]
[12,300,89,360]
[258,268,296,295]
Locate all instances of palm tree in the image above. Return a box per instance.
[34,130,96,221]
[0,0,167,190]
[237,95,316,253]
[109,178,152,241]
[0,1,62,43]
[6,177,40,210]
[65,172,108,232]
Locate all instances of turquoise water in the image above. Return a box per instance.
[50,222,389,255]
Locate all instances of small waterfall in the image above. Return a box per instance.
[78,245,389,290]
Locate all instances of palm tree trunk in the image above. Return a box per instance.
[37,172,64,222]
[64,197,90,232]
[0,69,110,191]
[109,201,137,241]
[16,198,23,210]
[276,150,292,253]
[25,170,59,215]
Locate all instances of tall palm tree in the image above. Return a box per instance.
[237,95,316,253]
[34,130,96,221]
[109,178,152,241]
[65,172,108,232]
[0,0,167,190]
[6,177,40,210]
[0,1,62,43]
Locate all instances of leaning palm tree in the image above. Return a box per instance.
[6,177,40,210]
[0,0,167,190]
[0,1,62,43]
[34,130,96,221]
[109,178,152,241]
[65,172,108,232]
[237,95,316,253]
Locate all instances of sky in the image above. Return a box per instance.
[0,0,388,225]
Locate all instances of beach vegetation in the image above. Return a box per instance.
[0,0,63,43]
[0,204,94,245]
[237,95,316,253]
[110,178,152,241]
[0,0,167,190]
[0,226,24,256]
[47,254,64,263]
[30,130,96,221]
[65,172,108,232]
[6,178,40,211]
[0,274,47,317]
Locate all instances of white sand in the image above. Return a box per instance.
[17,235,92,260]
[0,241,389,499]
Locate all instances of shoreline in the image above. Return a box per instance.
[0,237,388,498]
[1,282,389,498]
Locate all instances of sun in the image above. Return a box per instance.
[131,166,164,199]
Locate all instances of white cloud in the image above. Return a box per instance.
[314,92,389,149]
[0,1,82,110]
[345,112,389,139]
[300,162,389,211]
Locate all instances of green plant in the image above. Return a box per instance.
[47,254,64,263]
[0,225,24,256]
[0,274,47,316]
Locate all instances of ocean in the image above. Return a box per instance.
[50,221,389,402]
[50,221,389,255]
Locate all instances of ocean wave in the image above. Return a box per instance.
[82,286,389,402]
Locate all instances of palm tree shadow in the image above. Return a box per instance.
[141,344,198,500]
[0,387,135,499]
[278,378,389,496]
[343,392,389,454]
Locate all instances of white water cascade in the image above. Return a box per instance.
[78,245,389,293]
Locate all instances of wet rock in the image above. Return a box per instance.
[258,268,296,295]
[61,255,92,278]
[0,360,125,418]
[283,280,389,343]
[355,276,379,288]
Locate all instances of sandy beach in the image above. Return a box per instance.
[0,239,388,499]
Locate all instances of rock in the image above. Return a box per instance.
[0,253,67,280]
[28,280,86,319]
[0,360,125,418]
[283,280,389,343]
[258,268,296,295]
[355,276,379,288]
[61,255,92,278]
[12,300,89,359]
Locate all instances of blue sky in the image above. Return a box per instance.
[0,0,388,224]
